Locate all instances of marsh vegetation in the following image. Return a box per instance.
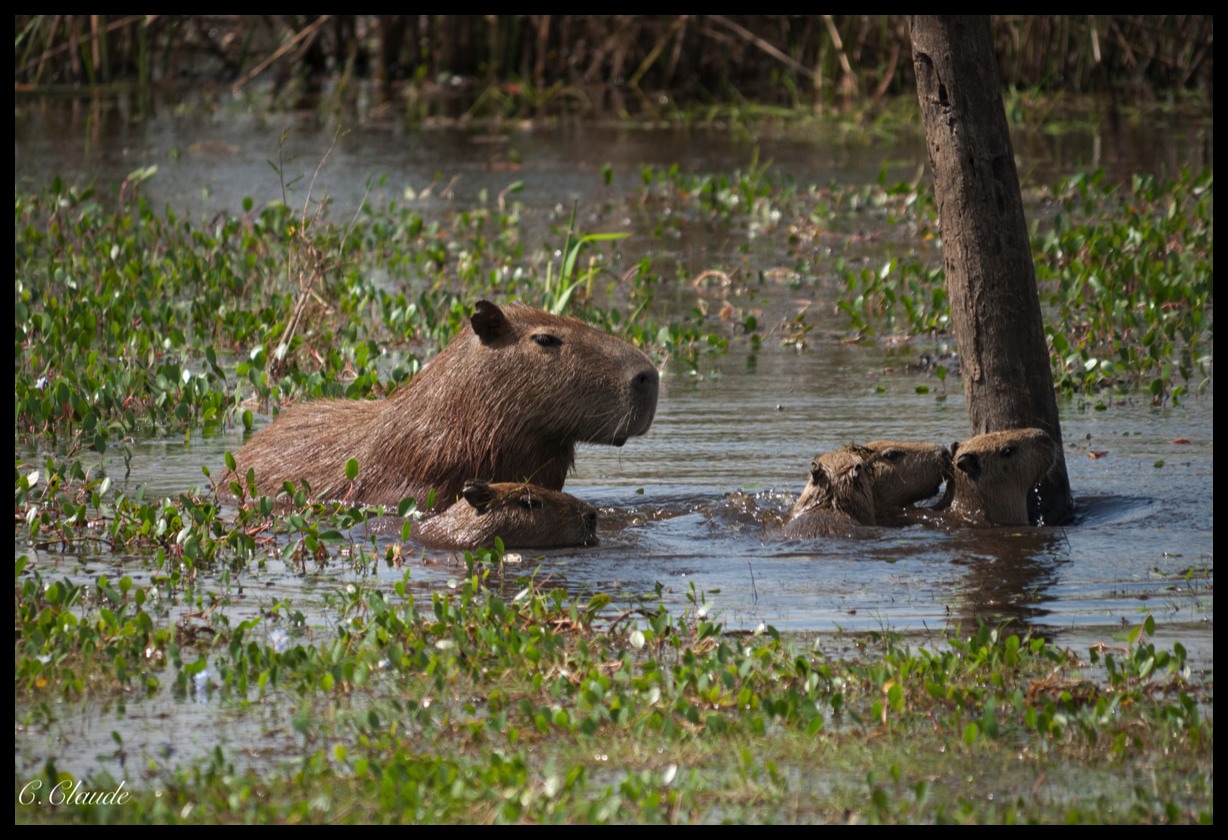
[15,14,1213,825]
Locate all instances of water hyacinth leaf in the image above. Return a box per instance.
[963,722,980,745]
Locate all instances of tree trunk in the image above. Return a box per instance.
[909,15,1075,525]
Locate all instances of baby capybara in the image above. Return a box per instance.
[781,439,950,538]
[411,479,599,550]
[782,444,879,539]
[861,439,951,521]
[938,428,1059,526]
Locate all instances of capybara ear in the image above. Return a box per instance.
[849,443,876,461]
[471,300,514,346]
[462,478,497,513]
[956,451,981,479]
[810,458,832,490]
[940,445,955,478]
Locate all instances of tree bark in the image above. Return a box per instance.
[909,15,1075,525]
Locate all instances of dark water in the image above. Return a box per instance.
[14,89,1213,779]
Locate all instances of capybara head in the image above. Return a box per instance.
[787,444,879,526]
[227,300,659,509]
[411,479,599,550]
[459,300,659,449]
[943,428,1059,526]
[863,439,952,517]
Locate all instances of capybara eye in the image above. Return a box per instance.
[532,333,563,348]
[882,448,904,461]
[519,497,544,510]
[1001,446,1016,458]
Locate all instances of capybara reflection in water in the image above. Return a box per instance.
[228,300,659,510]
[411,479,599,550]
[937,428,1059,526]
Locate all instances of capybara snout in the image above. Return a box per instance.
[623,368,661,443]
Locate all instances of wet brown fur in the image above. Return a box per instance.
[227,300,659,510]
[781,444,878,539]
[862,439,951,520]
[411,479,599,550]
[938,428,1059,526]
[785,440,951,533]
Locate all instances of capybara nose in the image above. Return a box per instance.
[633,366,659,394]
[633,365,663,407]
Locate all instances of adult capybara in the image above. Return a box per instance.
[938,428,1059,526]
[781,444,878,539]
[411,479,599,550]
[227,300,659,509]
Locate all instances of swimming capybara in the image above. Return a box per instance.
[784,440,950,535]
[227,300,659,509]
[410,479,599,550]
[781,444,879,539]
[938,428,1059,526]
[861,439,951,521]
